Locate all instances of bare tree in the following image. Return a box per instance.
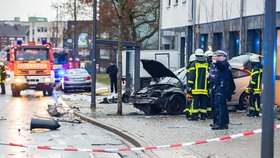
[220,0,232,51]
[111,0,128,115]
[204,0,215,48]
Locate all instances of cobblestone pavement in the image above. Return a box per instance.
[59,83,280,158]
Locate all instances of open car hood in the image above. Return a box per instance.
[141,59,180,81]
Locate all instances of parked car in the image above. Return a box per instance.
[60,69,91,93]
[130,54,256,115]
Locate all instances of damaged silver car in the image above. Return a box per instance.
[130,60,186,115]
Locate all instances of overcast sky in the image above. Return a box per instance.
[0,0,58,21]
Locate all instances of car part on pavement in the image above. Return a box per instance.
[30,118,60,130]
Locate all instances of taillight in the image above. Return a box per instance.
[86,76,91,80]
[64,76,69,81]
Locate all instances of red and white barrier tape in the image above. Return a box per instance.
[1,124,279,152]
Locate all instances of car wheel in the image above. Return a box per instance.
[47,90,53,96]
[43,91,47,96]
[166,94,184,115]
[238,92,250,111]
[12,90,20,97]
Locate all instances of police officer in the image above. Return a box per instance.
[0,64,6,94]
[211,50,235,130]
[184,54,196,118]
[246,55,263,117]
[187,49,208,121]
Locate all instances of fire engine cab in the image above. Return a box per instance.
[7,40,55,97]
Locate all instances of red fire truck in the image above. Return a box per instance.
[7,40,55,97]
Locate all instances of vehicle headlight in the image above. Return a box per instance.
[15,78,23,83]
[58,70,65,76]
[44,77,51,83]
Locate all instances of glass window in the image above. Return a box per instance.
[53,52,68,64]
[66,69,88,74]
[15,48,49,61]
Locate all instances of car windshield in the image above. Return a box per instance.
[66,69,88,75]
[15,47,49,61]
[158,68,185,84]
[54,52,68,64]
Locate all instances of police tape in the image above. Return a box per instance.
[1,124,280,152]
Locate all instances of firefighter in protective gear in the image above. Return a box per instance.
[211,50,235,130]
[187,49,209,121]
[246,55,262,117]
[183,54,196,118]
[0,64,6,94]
[205,49,214,118]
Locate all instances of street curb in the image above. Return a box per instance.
[73,111,141,147]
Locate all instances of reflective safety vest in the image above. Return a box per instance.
[246,64,263,94]
[0,69,6,83]
[187,61,208,95]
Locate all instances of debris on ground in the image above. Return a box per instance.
[30,118,60,130]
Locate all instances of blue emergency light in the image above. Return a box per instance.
[17,40,22,45]
[58,69,65,76]
[42,39,47,44]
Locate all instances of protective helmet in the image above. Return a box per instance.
[204,46,213,57]
[189,54,196,62]
[250,55,260,62]
[195,48,204,56]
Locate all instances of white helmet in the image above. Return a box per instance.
[189,54,196,62]
[205,50,213,57]
[195,48,204,56]
[250,55,260,62]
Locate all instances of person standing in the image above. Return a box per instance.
[187,49,209,121]
[106,61,118,94]
[205,49,214,119]
[246,55,263,117]
[211,50,235,130]
[184,54,196,118]
[0,64,6,94]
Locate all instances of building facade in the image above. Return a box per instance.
[160,0,280,59]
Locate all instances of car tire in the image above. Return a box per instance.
[166,94,184,115]
[47,90,53,96]
[12,90,20,97]
[238,91,250,111]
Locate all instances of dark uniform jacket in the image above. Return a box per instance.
[187,60,209,95]
[106,65,118,79]
[214,61,236,100]
[247,62,263,94]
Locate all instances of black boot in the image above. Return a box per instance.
[188,114,199,121]
[200,113,207,120]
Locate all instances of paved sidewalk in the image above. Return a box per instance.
[59,83,280,158]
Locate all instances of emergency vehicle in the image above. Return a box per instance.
[7,40,55,97]
[53,47,80,83]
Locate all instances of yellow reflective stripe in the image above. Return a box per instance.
[207,107,212,111]
[195,64,198,90]
[254,89,261,94]
[187,67,195,73]
[183,108,190,113]
[255,100,260,112]
[257,68,262,90]
[192,89,208,93]
[245,88,250,93]
[192,109,199,113]
[188,80,193,84]
[250,81,256,84]
[251,71,259,75]
[200,109,207,113]
[250,107,255,110]
[189,100,194,115]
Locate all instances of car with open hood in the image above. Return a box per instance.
[130,53,259,115]
[130,60,186,115]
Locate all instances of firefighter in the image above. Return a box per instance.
[187,49,208,121]
[183,54,196,118]
[246,55,263,117]
[205,49,214,119]
[0,64,6,94]
[211,50,235,130]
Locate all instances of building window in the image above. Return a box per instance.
[168,0,171,6]
[174,0,178,6]
[182,0,186,3]
[37,27,48,33]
